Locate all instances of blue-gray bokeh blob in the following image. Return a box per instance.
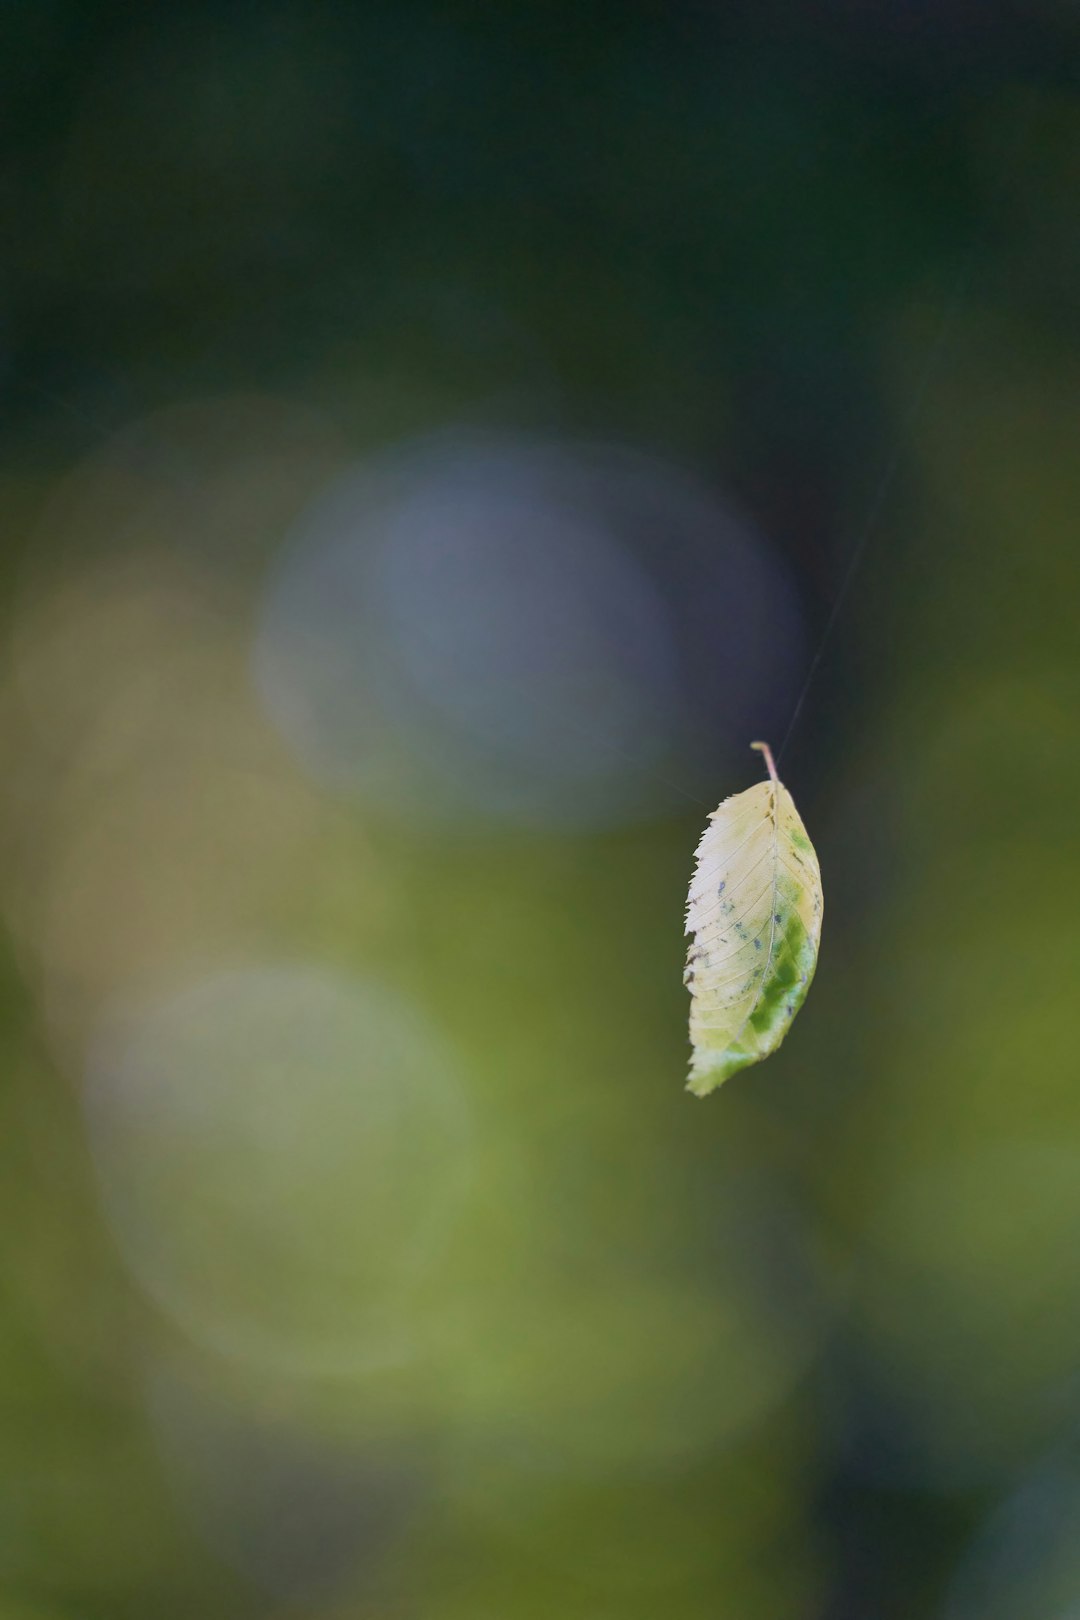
[946,1447,1080,1620]
[254,432,805,829]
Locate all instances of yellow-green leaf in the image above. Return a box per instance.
[684,742,823,1096]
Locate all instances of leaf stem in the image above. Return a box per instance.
[750,740,779,784]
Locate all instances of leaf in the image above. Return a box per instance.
[684,742,822,1096]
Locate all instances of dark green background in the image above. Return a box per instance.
[2,5,1079,1618]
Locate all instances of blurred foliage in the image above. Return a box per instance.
[1,4,1080,1619]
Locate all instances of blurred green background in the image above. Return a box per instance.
[2,5,1080,1618]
